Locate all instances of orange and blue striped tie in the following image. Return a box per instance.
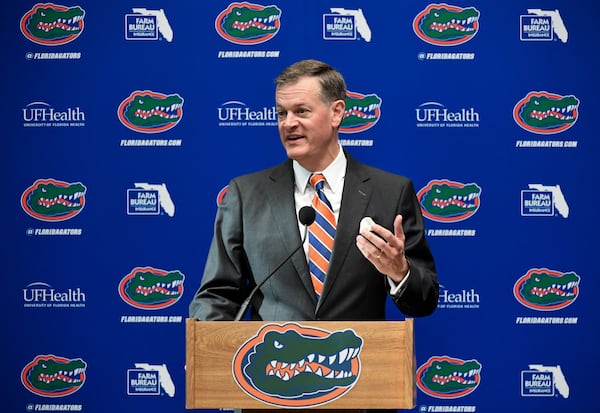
[308,173,336,299]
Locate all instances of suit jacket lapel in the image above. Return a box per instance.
[265,161,317,302]
[319,154,371,305]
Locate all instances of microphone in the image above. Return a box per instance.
[234,206,316,321]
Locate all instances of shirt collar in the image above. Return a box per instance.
[293,145,346,193]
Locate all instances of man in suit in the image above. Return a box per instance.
[189,59,438,322]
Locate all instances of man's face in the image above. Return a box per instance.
[276,76,344,171]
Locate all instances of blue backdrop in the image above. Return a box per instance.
[3,1,598,412]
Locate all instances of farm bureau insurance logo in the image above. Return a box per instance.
[22,354,87,397]
[513,91,579,134]
[340,90,381,134]
[233,323,363,408]
[417,179,481,223]
[514,268,580,311]
[416,355,481,398]
[125,8,173,42]
[127,363,175,397]
[520,9,568,43]
[127,182,175,217]
[118,266,185,310]
[413,3,479,46]
[118,90,184,133]
[216,2,280,45]
[21,3,85,45]
[323,8,371,42]
[521,183,569,218]
[21,178,86,222]
[521,364,569,398]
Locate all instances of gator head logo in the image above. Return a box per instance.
[417,356,481,399]
[215,2,281,45]
[340,91,381,134]
[118,266,184,309]
[233,323,363,408]
[21,354,87,397]
[417,179,481,222]
[514,268,580,311]
[21,178,86,222]
[118,90,184,133]
[20,3,85,46]
[413,3,480,46]
[513,91,579,135]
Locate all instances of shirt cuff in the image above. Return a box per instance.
[388,269,410,295]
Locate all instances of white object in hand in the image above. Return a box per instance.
[360,217,375,233]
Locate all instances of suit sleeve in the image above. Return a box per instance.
[390,179,439,317]
[188,180,250,320]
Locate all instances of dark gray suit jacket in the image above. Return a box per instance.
[189,152,438,321]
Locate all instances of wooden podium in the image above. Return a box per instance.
[186,318,415,411]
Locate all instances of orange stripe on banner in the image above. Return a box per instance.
[308,224,334,249]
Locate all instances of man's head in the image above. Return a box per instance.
[275,59,347,172]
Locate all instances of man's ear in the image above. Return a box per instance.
[331,99,346,128]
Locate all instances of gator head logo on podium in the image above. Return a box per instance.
[21,354,87,397]
[215,2,282,45]
[232,323,363,408]
[21,3,85,46]
[416,355,481,398]
[413,3,480,46]
[513,91,580,134]
[513,268,580,311]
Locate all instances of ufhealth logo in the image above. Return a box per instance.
[118,90,184,133]
[520,9,568,43]
[127,363,175,397]
[417,179,481,223]
[127,182,175,217]
[21,3,85,45]
[233,323,363,408]
[125,8,173,42]
[21,178,86,222]
[416,102,480,128]
[340,91,381,134]
[521,184,569,218]
[413,4,480,46]
[513,268,580,311]
[521,364,569,398]
[21,354,87,397]
[218,101,277,127]
[513,91,579,134]
[23,101,86,128]
[416,356,481,399]
[23,282,86,308]
[323,8,371,42]
[118,266,185,310]
[215,2,281,45]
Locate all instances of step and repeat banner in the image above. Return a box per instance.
[3,1,598,412]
